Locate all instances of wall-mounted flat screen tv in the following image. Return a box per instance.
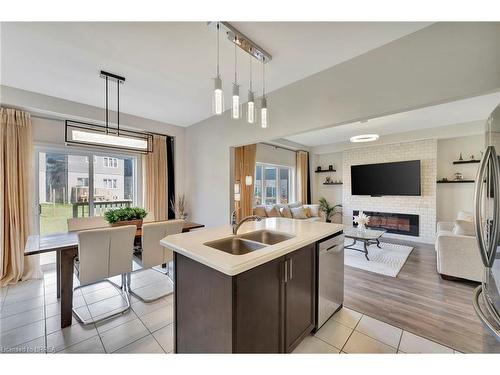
[351,160,421,196]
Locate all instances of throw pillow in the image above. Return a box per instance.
[452,220,475,237]
[291,206,308,219]
[280,206,293,218]
[265,205,282,218]
[287,202,302,209]
[457,210,473,222]
[303,207,312,218]
[254,205,267,217]
[303,204,320,217]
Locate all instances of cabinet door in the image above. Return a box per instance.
[234,256,285,353]
[284,243,316,352]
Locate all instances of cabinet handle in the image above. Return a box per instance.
[289,259,293,280]
[283,260,288,283]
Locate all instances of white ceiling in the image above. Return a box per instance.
[284,92,500,147]
[0,22,431,127]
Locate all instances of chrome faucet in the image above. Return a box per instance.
[231,211,263,235]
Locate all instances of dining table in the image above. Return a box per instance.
[24,221,205,328]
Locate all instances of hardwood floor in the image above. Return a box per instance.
[344,238,500,353]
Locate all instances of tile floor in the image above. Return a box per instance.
[293,307,459,354]
[1,267,460,354]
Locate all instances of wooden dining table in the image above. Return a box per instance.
[24,221,204,329]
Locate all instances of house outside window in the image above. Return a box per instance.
[254,163,294,206]
[103,157,118,168]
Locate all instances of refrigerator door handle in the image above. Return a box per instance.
[474,146,500,268]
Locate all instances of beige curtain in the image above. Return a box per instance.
[234,144,257,221]
[0,108,41,287]
[143,134,168,221]
[296,151,309,204]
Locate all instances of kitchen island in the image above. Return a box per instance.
[160,217,344,353]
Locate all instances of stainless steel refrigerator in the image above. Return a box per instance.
[473,103,500,341]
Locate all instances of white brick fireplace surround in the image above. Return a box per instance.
[342,139,437,243]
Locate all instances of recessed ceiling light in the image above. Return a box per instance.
[350,134,380,143]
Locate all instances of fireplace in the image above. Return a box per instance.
[353,210,419,237]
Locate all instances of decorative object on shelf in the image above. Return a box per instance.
[328,165,334,171]
[65,71,153,153]
[104,207,148,228]
[316,166,321,172]
[325,176,332,184]
[453,172,464,181]
[318,197,342,223]
[170,194,188,220]
[353,211,370,230]
[208,22,272,126]
[470,154,475,160]
[459,152,464,161]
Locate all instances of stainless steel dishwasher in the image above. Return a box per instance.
[316,232,344,330]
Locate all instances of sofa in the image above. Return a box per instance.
[253,203,324,222]
[435,211,485,282]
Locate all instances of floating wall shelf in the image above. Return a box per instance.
[437,180,475,184]
[315,169,336,173]
[323,182,343,185]
[452,160,480,165]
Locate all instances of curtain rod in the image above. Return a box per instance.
[259,142,309,154]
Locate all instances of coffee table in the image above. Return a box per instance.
[344,226,386,261]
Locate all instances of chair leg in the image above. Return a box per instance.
[127,268,174,303]
[72,276,131,325]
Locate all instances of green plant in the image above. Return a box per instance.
[104,207,147,224]
[318,198,342,222]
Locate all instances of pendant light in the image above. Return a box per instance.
[213,22,224,116]
[261,59,268,128]
[65,71,153,153]
[247,55,255,124]
[232,41,241,119]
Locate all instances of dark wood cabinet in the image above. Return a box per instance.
[174,243,317,353]
[284,243,316,352]
[234,256,284,353]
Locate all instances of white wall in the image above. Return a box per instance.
[436,134,485,222]
[343,139,437,243]
[313,152,343,207]
[185,23,500,227]
[256,143,296,167]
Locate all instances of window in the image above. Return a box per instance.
[76,177,89,187]
[254,163,294,206]
[103,157,118,168]
[37,149,137,236]
[103,178,117,189]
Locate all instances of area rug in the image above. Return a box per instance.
[344,240,413,277]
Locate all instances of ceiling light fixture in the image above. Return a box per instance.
[261,59,268,128]
[350,134,380,143]
[247,55,255,124]
[65,71,153,153]
[232,42,241,119]
[213,22,224,116]
[208,22,271,121]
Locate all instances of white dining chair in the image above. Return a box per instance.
[68,216,108,232]
[73,225,136,324]
[127,219,184,302]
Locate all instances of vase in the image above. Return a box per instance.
[358,223,366,230]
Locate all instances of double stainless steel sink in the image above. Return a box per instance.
[204,230,294,255]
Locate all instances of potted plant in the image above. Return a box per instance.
[318,197,342,223]
[104,207,148,228]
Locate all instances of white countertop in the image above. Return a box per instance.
[160,218,343,276]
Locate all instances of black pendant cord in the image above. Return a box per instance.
[105,76,109,134]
